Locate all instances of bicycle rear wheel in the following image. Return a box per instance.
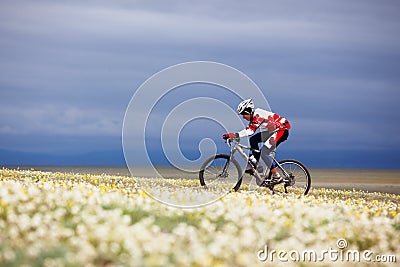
[199,154,243,192]
[278,159,311,195]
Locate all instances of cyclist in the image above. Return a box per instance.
[222,98,290,182]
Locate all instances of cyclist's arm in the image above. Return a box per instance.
[237,122,259,138]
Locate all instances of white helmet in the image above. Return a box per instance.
[237,99,254,115]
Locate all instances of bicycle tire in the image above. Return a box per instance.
[278,159,311,195]
[199,154,243,192]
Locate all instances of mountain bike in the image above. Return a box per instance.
[199,137,311,195]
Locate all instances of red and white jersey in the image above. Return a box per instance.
[237,108,290,138]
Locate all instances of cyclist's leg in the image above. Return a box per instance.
[262,129,289,179]
[260,131,285,180]
[270,129,288,168]
[261,145,284,183]
[245,133,262,174]
[260,144,276,170]
[246,132,270,175]
[249,132,262,160]
[250,131,270,161]
[276,129,289,147]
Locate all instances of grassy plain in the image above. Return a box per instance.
[10,166,400,194]
[0,168,399,266]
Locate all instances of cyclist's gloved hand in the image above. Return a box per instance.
[222,133,237,140]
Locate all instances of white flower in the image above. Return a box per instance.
[0,169,399,266]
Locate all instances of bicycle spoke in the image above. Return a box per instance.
[278,160,311,195]
[199,155,242,191]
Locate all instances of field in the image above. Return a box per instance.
[0,168,399,266]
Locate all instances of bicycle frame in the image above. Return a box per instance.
[226,138,291,184]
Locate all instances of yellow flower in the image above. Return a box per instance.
[0,200,7,208]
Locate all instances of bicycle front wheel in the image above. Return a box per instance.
[278,159,311,195]
[199,154,243,192]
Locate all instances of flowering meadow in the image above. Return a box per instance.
[0,168,399,266]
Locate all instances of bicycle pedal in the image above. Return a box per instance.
[262,179,271,184]
[269,179,282,186]
[261,180,272,187]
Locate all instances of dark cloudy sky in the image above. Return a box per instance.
[1,0,399,168]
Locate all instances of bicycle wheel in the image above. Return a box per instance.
[278,159,311,195]
[199,154,243,192]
